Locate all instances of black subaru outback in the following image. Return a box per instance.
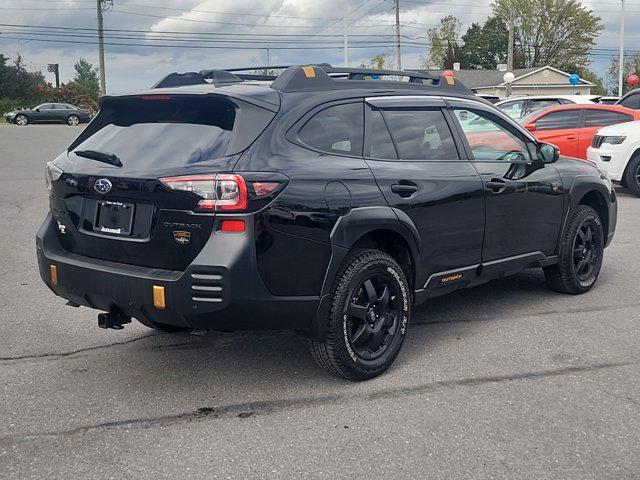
[37,65,617,380]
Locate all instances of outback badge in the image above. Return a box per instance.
[173,230,191,245]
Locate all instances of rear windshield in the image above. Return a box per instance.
[68,95,276,167]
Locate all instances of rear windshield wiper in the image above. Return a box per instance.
[73,150,123,167]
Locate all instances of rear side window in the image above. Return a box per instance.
[620,93,640,110]
[381,109,459,160]
[69,95,276,166]
[584,110,632,127]
[366,110,397,159]
[535,110,581,131]
[298,103,363,156]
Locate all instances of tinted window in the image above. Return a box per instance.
[584,110,632,127]
[367,109,397,159]
[298,103,363,155]
[535,110,581,130]
[498,100,526,119]
[38,104,54,110]
[620,93,640,110]
[454,108,531,163]
[70,95,276,166]
[381,109,459,160]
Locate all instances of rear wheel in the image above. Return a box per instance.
[67,114,80,126]
[544,205,604,294]
[136,317,190,333]
[15,114,28,126]
[623,152,640,197]
[309,249,411,381]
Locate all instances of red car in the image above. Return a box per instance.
[521,104,640,159]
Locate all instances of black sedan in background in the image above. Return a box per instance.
[5,103,92,126]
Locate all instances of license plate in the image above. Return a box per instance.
[94,201,134,236]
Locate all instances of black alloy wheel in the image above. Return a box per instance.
[345,273,403,361]
[572,221,600,282]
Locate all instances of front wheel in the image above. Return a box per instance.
[544,205,604,294]
[309,249,411,381]
[67,114,80,126]
[15,114,28,126]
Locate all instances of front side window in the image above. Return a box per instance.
[37,104,54,110]
[535,110,581,131]
[453,108,531,163]
[584,110,632,127]
[380,109,459,160]
[298,103,363,156]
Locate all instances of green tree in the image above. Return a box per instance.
[492,0,603,70]
[360,53,388,69]
[607,54,640,95]
[461,17,513,69]
[424,15,464,69]
[59,58,100,109]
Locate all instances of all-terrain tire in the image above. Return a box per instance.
[309,249,411,381]
[544,205,604,294]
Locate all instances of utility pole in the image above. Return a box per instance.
[343,0,349,66]
[507,13,514,97]
[47,64,60,88]
[618,0,625,97]
[395,0,401,70]
[96,0,112,95]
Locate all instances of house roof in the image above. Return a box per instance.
[413,66,595,89]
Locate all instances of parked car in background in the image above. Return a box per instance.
[598,96,620,105]
[616,89,640,110]
[497,95,599,120]
[5,103,91,126]
[588,120,640,196]
[519,104,640,159]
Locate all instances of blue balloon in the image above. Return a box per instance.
[569,74,580,85]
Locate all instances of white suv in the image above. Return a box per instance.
[587,120,640,196]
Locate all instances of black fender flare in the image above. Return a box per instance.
[308,206,421,340]
[560,174,613,243]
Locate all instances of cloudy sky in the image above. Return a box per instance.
[0,0,635,94]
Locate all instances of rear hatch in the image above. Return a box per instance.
[48,92,278,271]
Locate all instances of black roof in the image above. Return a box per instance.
[151,64,475,97]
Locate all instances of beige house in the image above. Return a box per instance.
[421,66,595,98]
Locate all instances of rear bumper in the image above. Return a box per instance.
[36,214,319,331]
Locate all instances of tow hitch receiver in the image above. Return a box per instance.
[98,311,132,330]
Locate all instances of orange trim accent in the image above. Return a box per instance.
[50,265,58,286]
[302,66,316,78]
[153,286,166,309]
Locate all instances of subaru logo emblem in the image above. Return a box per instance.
[94,178,112,194]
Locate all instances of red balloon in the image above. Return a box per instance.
[628,74,640,87]
[443,70,454,77]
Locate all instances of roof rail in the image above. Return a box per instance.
[152,70,242,89]
[151,64,474,95]
[270,65,474,95]
[224,64,332,81]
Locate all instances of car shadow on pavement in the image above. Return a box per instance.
[116,269,554,386]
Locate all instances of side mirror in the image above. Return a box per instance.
[35,108,40,112]
[525,123,536,132]
[537,142,559,164]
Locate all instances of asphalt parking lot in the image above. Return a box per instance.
[1,124,639,479]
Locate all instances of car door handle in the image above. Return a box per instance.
[391,182,418,197]
[485,179,507,193]
[566,136,576,140]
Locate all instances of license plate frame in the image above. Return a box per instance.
[94,200,135,236]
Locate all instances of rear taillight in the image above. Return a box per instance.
[45,161,63,191]
[160,174,248,212]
